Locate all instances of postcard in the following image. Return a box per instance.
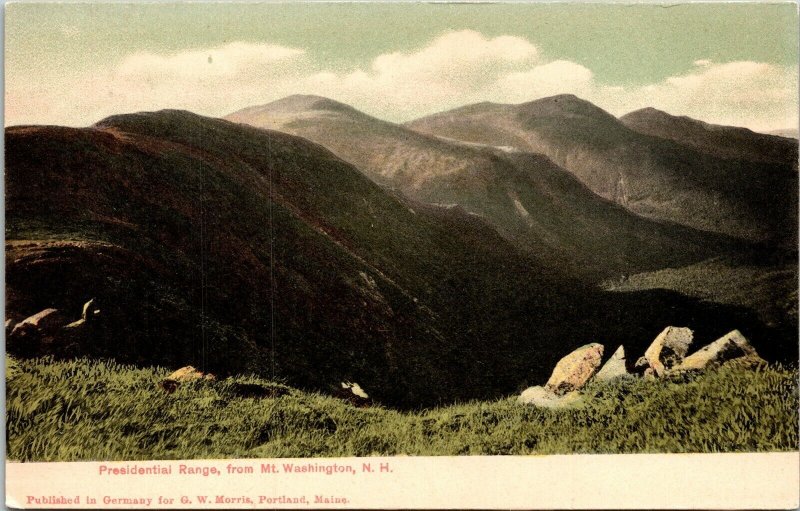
[4,2,799,509]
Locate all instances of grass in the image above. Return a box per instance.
[6,356,798,461]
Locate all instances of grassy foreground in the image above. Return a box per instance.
[6,356,798,461]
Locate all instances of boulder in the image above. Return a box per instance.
[334,382,372,407]
[517,385,583,409]
[643,326,694,376]
[166,365,215,381]
[675,330,766,372]
[10,309,67,338]
[66,299,101,329]
[158,366,215,393]
[594,345,629,382]
[341,381,369,399]
[8,309,69,357]
[545,343,604,395]
[81,298,99,322]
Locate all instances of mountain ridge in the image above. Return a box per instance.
[226,96,741,281]
[405,95,798,246]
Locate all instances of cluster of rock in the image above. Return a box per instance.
[518,327,766,408]
[6,299,101,357]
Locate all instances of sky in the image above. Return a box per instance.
[5,3,799,132]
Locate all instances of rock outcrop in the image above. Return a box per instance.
[10,309,67,338]
[7,309,68,356]
[594,345,628,381]
[674,330,766,372]
[518,326,770,408]
[641,327,694,376]
[545,343,604,395]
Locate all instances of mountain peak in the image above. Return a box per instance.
[234,95,359,117]
[621,107,714,130]
[95,109,206,128]
[515,94,618,124]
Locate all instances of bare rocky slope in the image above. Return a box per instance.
[7,111,793,408]
[405,94,798,246]
[226,95,739,281]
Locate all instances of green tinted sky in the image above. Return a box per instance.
[8,3,798,84]
[5,3,799,130]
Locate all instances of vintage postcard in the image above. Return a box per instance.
[4,1,800,509]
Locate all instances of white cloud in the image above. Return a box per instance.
[5,31,798,132]
[496,60,595,102]
[5,42,309,126]
[595,61,799,132]
[117,42,304,80]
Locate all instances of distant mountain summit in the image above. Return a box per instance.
[227,96,737,280]
[620,107,799,165]
[406,95,798,246]
[517,94,620,124]
[231,94,362,118]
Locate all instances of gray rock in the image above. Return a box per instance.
[545,343,604,395]
[517,385,583,409]
[643,326,694,376]
[675,330,766,372]
[594,345,629,381]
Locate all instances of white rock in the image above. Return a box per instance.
[517,385,583,409]
[595,345,629,381]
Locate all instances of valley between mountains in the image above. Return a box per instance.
[6,94,798,411]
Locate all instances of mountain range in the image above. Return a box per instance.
[6,94,798,407]
[226,95,742,280]
[405,95,797,247]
